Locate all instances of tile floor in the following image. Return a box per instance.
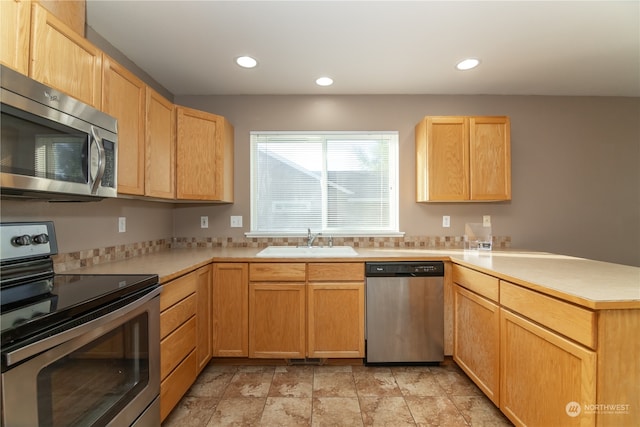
[162,358,513,426]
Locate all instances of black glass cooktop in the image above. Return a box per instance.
[0,273,158,348]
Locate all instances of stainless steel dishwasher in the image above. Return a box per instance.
[365,261,444,364]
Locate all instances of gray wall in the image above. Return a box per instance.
[0,198,174,253]
[1,94,637,266]
[174,94,640,267]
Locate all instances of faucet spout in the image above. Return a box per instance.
[307,228,321,247]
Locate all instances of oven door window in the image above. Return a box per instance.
[36,312,150,427]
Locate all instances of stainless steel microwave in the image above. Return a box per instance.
[1,65,118,201]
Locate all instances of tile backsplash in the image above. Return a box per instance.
[53,235,511,272]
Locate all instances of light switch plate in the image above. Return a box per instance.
[118,217,126,233]
[230,216,243,228]
[483,215,491,227]
[442,215,450,228]
[200,216,209,228]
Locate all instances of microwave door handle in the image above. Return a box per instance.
[90,126,106,194]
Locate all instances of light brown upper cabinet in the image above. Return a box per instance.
[415,116,511,202]
[102,55,146,195]
[1,0,31,75]
[145,88,175,199]
[176,106,234,202]
[36,0,85,36]
[103,56,175,199]
[30,3,102,109]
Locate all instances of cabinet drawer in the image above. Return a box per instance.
[160,294,196,339]
[249,263,306,282]
[500,281,596,349]
[308,263,364,281]
[160,316,196,379]
[160,271,197,311]
[452,264,499,302]
[160,350,197,422]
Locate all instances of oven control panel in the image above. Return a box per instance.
[0,222,58,262]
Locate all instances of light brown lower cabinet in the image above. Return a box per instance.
[307,263,364,358]
[453,284,499,405]
[244,262,365,359]
[454,264,598,427]
[159,264,212,422]
[249,282,306,358]
[195,265,212,373]
[212,263,249,357]
[454,264,639,427]
[160,351,196,421]
[248,262,307,358]
[500,308,596,427]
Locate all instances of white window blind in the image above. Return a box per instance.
[250,131,398,234]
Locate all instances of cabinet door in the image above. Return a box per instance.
[102,55,146,195]
[176,106,234,201]
[212,263,249,357]
[500,308,596,427]
[470,117,511,201]
[416,116,469,201]
[249,282,306,359]
[196,265,212,373]
[1,0,30,74]
[36,0,85,36]
[30,3,102,108]
[453,284,499,405]
[307,282,364,358]
[145,88,175,199]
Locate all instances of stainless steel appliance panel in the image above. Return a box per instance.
[1,288,160,426]
[365,262,444,363]
[0,64,117,200]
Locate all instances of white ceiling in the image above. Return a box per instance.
[86,1,640,97]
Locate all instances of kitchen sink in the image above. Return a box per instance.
[256,246,358,257]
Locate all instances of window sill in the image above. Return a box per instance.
[245,231,405,239]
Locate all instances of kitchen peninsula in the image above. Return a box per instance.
[63,246,640,427]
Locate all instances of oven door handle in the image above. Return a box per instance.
[4,286,160,367]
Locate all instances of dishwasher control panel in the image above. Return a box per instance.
[365,261,444,277]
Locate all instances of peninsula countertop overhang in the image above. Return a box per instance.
[62,247,640,310]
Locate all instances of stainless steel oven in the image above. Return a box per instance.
[0,222,160,426]
[0,64,118,201]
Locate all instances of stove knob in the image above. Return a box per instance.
[32,233,50,244]
[11,235,32,246]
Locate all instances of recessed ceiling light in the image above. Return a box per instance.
[236,56,258,68]
[315,77,334,86]
[456,58,480,71]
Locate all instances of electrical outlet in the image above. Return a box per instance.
[442,215,450,228]
[118,217,126,233]
[230,216,243,228]
[483,215,491,227]
[200,216,209,228]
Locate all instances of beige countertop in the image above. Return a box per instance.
[450,251,640,309]
[65,246,640,310]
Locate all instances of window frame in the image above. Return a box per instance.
[247,130,401,237]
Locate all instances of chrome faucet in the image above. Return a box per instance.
[307,228,321,247]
